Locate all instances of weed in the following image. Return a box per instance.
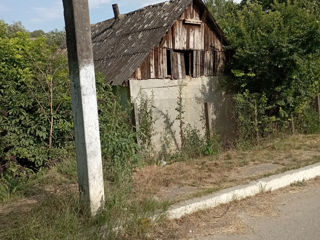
[137,92,155,162]
[0,157,169,240]
[290,180,306,187]
[175,86,185,149]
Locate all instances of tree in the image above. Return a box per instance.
[6,21,27,37]
[45,29,66,47]
[0,26,72,175]
[207,0,320,121]
[30,30,45,38]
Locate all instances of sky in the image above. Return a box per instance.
[0,0,241,32]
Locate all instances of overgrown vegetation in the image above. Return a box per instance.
[0,21,165,240]
[206,0,320,145]
[1,0,320,238]
[0,157,168,240]
[159,86,220,163]
[137,93,155,161]
[0,21,72,193]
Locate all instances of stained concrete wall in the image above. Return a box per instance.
[129,76,234,153]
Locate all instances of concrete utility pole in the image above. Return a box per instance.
[62,0,105,216]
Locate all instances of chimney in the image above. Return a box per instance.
[112,4,120,19]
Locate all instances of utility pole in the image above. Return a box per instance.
[62,0,105,216]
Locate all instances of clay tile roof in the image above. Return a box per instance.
[91,0,227,85]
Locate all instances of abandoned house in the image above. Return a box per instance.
[91,0,230,152]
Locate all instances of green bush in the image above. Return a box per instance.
[296,105,320,134]
[0,30,73,179]
[96,76,139,185]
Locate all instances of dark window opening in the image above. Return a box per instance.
[166,49,172,76]
[183,51,193,76]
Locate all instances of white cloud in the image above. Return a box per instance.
[138,0,167,7]
[31,2,63,23]
[89,0,111,9]
[30,0,111,24]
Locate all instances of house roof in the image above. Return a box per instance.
[91,0,227,85]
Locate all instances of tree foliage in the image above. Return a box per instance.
[0,21,138,193]
[0,25,72,177]
[207,0,320,133]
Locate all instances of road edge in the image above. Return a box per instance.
[167,162,320,219]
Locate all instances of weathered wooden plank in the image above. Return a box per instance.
[184,19,202,25]
[168,29,173,49]
[194,25,201,50]
[194,50,197,77]
[161,34,168,48]
[185,4,190,19]
[140,60,146,79]
[172,23,176,49]
[136,67,141,80]
[147,54,151,79]
[175,21,181,49]
[150,50,155,78]
[200,22,205,50]
[186,25,190,49]
[193,50,196,77]
[190,3,194,19]
[193,3,201,20]
[189,26,194,49]
[176,21,187,50]
[204,51,208,76]
[193,50,201,77]
[177,52,182,79]
[181,52,186,78]
[200,50,205,76]
[182,22,187,50]
[176,52,186,79]
[214,50,218,75]
[207,51,213,76]
[154,47,159,79]
[189,51,193,76]
[172,51,179,79]
[211,51,215,75]
[159,48,164,78]
[164,48,168,78]
[198,50,201,77]
[179,9,185,20]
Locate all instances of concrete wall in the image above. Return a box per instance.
[129,76,234,153]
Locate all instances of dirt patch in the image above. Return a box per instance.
[133,161,226,202]
[150,204,249,240]
[133,134,320,203]
[0,183,78,217]
[229,163,282,180]
[0,197,39,216]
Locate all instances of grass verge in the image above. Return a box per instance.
[0,156,169,240]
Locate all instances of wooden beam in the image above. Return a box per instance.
[184,19,202,25]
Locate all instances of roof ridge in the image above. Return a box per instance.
[93,0,177,25]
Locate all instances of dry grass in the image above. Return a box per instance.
[133,134,320,203]
[146,177,320,240]
[1,134,320,240]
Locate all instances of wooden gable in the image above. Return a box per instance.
[131,0,227,80]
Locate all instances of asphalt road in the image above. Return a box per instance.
[209,180,320,240]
